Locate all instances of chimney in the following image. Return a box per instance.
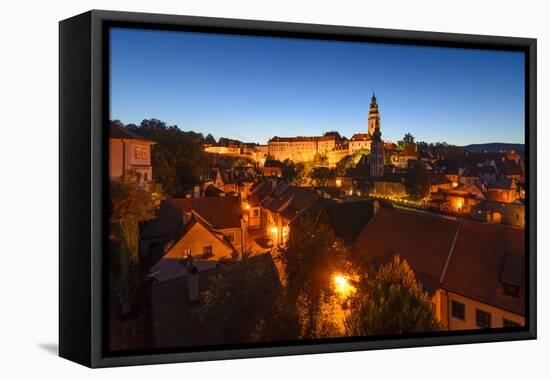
[373,200,380,215]
[183,211,192,224]
[193,184,200,198]
[186,257,200,303]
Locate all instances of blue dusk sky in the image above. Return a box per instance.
[110,28,525,146]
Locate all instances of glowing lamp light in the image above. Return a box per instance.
[244,203,251,210]
[336,179,342,187]
[333,274,355,298]
[270,226,278,235]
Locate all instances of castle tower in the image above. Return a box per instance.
[370,126,384,178]
[368,92,381,136]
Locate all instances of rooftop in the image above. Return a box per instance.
[167,196,242,229]
[109,122,155,143]
[352,208,525,314]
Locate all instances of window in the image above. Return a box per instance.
[503,283,519,297]
[503,318,520,328]
[253,209,259,217]
[476,309,491,328]
[451,300,465,320]
[202,246,213,259]
[133,145,149,161]
[224,232,235,243]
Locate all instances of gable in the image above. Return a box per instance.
[163,221,235,261]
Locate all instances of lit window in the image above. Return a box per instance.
[475,309,491,328]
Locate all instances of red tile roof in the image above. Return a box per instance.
[497,159,523,176]
[441,221,525,315]
[260,184,321,222]
[109,122,155,142]
[150,253,280,348]
[352,208,458,294]
[352,208,526,315]
[168,197,242,229]
[401,144,417,157]
[351,133,372,141]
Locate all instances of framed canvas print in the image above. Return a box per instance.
[59,10,537,368]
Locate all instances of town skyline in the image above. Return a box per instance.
[110,28,525,146]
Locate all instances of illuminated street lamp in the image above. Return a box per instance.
[333,274,355,298]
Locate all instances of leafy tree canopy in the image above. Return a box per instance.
[201,253,281,344]
[281,159,306,185]
[345,254,441,336]
[280,214,346,338]
[404,159,430,199]
[309,167,332,186]
[398,132,415,149]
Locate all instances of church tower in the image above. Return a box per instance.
[368,92,381,136]
[370,126,384,178]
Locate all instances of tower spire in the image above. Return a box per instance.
[368,89,380,136]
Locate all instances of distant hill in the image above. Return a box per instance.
[463,143,524,153]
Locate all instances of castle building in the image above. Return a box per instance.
[262,92,386,169]
[267,135,336,162]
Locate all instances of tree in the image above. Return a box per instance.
[398,132,415,149]
[281,159,306,185]
[201,253,281,344]
[279,214,346,338]
[335,155,355,176]
[312,152,329,167]
[404,159,430,198]
[121,119,212,197]
[345,254,441,336]
[110,171,163,307]
[309,167,331,186]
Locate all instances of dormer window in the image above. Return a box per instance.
[503,283,519,297]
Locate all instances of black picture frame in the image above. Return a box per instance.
[59,9,537,368]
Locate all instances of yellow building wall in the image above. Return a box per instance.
[109,138,154,183]
[373,181,407,197]
[163,222,236,261]
[349,140,371,154]
[109,139,124,179]
[434,290,524,330]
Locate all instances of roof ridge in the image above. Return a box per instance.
[439,219,463,284]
